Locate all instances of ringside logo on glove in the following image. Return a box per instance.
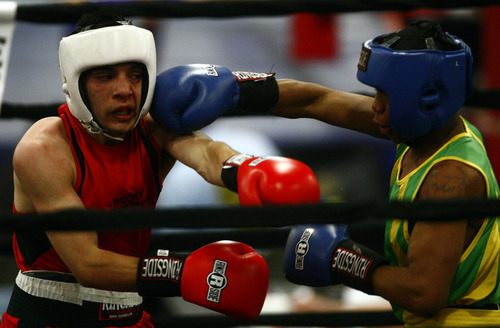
[206,259,228,303]
[331,244,373,282]
[247,156,268,167]
[233,71,276,82]
[202,64,219,76]
[294,228,314,270]
[357,45,371,72]
[140,253,183,281]
[222,154,253,169]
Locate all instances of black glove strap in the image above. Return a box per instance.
[233,71,279,113]
[136,250,187,297]
[221,154,253,193]
[330,239,388,295]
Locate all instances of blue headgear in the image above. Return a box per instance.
[356,30,473,141]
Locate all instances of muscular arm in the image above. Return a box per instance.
[165,131,238,186]
[13,118,140,292]
[145,114,238,187]
[372,161,486,317]
[270,79,383,138]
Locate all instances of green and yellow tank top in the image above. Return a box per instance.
[385,117,500,327]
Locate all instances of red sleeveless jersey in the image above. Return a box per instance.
[13,104,163,272]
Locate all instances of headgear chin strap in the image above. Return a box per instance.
[59,23,156,140]
[356,33,473,142]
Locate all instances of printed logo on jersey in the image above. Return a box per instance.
[112,190,147,208]
[294,228,314,270]
[357,45,371,72]
[141,256,183,281]
[203,64,219,76]
[206,259,228,303]
[99,303,140,321]
[331,246,373,281]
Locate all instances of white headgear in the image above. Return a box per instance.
[59,23,156,137]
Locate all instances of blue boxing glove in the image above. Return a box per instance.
[150,64,278,134]
[283,224,388,295]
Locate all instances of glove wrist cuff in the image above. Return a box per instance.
[233,72,279,113]
[331,239,388,295]
[221,154,253,192]
[137,250,187,297]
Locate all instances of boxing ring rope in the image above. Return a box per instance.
[1,0,500,120]
[13,0,498,23]
[2,198,500,232]
[154,311,402,327]
[2,88,500,121]
[1,1,500,327]
[0,200,499,327]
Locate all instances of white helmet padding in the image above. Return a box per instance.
[59,24,156,136]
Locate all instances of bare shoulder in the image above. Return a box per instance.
[15,116,69,152]
[419,160,486,199]
[14,117,73,175]
[13,116,82,212]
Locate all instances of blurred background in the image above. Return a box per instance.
[0,1,499,327]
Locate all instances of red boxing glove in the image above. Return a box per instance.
[181,241,269,321]
[222,155,320,206]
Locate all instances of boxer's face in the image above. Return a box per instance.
[371,90,400,143]
[84,62,143,140]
